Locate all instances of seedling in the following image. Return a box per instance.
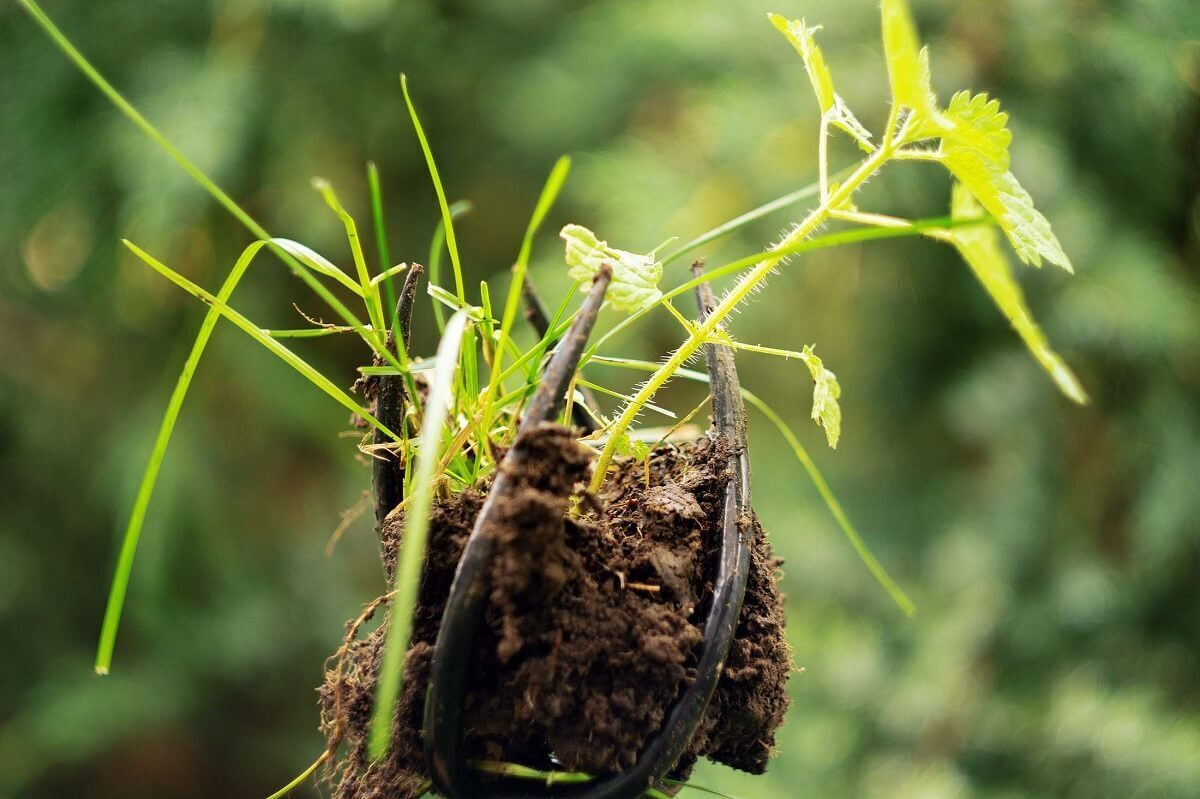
[17,0,1085,796]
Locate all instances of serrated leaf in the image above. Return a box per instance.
[797,344,842,448]
[939,92,1073,271]
[881,0,937,119]
[560,224,663,312]
[944,183,1087,403]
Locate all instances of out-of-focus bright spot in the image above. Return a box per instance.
[22,204,93,292]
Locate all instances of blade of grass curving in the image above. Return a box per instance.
[96,237,402,673]
[740,391,916,616]
[263,750,330,799]
[368,311,471,760]
[272,238,364,296]
[312,178,387,340]
[481,156,572,433]
[427,200,473,333]
[402,75,465,304]
[589,355,916,616]
[16,0,405,376]
[123,242,399,439]
[366,161,398,328]
[96,238,386,673]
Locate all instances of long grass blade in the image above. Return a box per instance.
[368,311,471,760]
[481,156,572,430]
[312,178,387,339]
[427,200,473,333]
[123,242,399,439]
[366,161,398,328]
[16,0,404,373]
[402,75,465,303]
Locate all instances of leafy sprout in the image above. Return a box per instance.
[19,0,1084,791]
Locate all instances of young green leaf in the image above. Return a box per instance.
[937,183,1087,403]
[769,14,835,113]
[560,224,663,312]
[797,344,842,448]
[939,92,1073,271]
[769,14,872,148]
[880,0,937,121]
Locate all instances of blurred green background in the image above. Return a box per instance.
[2,0,1198,797]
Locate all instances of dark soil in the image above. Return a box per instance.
[319,424,790,798]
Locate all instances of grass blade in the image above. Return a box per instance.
[312,178,387,339]
[402,74,465,303]
[741,390,916,617]
[427,200,473,333]
[481,156,572,430]
[366,161,398,328]
[16,0,403,374]
[271,238,364,296]
[123,241,399,438]
[368,311,471,760]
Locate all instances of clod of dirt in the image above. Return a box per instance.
[320,425,790,798]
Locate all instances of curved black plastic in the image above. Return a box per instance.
[422,263,751,799]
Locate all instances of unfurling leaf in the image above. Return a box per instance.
[560,224,663,312]
[770,14,873,148]
[797,344,842,448]
[769,14,835,112]
[939,92,1073,272]
[941,183,1087,403]
[881,0,938,121]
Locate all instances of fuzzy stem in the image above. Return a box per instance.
[588,141,895,491]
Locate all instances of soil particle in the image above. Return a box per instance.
[320,426,790,798]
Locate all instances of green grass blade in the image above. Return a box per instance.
[590,356,916,617]
[17,0,403,375]
[94,231,404,673]
[741,390,917,617]
[427,200,473,333]
[366,161,398,328]
[482,156,572,430]
[312,178,387,339]
[402,74,465,303]
[271,238,365,296]
[94,237,263,673]
[368,311,471,760]
[123,241,399,437]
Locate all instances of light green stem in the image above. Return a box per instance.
[589,143,894,491]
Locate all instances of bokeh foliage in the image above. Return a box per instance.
[1,0,1198,797]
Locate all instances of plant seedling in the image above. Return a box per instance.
[16,0,1085,796]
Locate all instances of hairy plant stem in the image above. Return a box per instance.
[588,141,895,492]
